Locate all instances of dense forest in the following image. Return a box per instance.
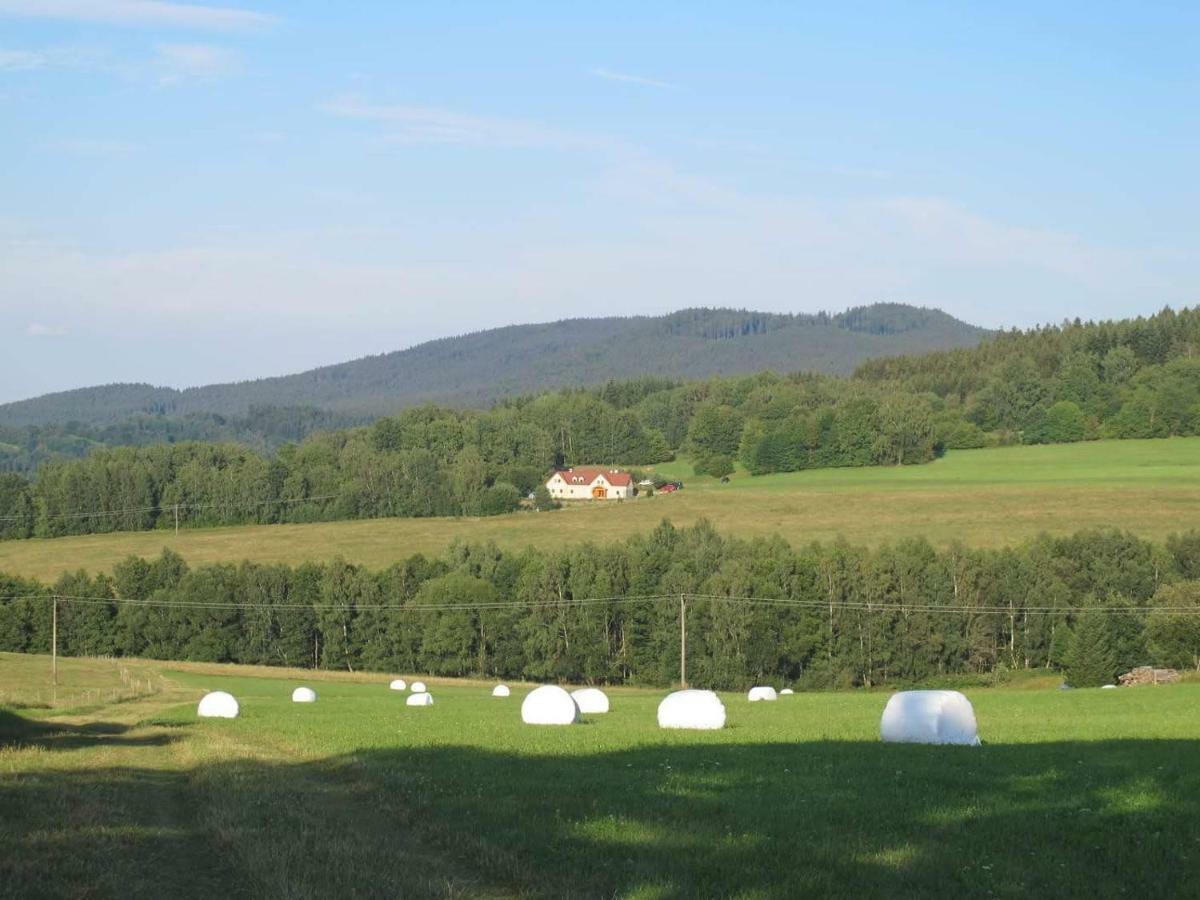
[0,304,986,430]
[3,522,1198,689]
[2,307,1199,540]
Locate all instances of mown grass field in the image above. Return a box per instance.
[2,437,1199,583]
[2,652,1198,898]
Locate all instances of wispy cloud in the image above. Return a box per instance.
[318,94,603,150]
[591,67,676,89]
[26,322,67,337]
[153,42,238,83]
[41,137,141,156]
[0,46,106,71]
[0,0,275,31]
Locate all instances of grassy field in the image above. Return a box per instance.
[2,437,1199,582]
[2,653,1198,898]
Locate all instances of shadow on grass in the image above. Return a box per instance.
[2,735,1199,898]
[0,707,184,751]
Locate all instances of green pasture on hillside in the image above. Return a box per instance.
[1,653,1198,898]
[1,437,1199,583]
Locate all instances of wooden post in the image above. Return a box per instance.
[174,503,179,536]
[679,594,687,688]
[51,596,58,687]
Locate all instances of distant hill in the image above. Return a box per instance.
[0,304,987,428]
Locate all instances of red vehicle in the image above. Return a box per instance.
[658,483,678,494]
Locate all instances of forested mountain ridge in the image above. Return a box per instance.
[0,304,986,428]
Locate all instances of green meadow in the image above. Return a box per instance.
[1,437,1199,583]
[2,653,1197,898]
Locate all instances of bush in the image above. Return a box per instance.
[480,482,521,516]
[531,485,559,511]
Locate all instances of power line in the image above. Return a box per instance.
[0,493,342,523]
[4,591,1200,616]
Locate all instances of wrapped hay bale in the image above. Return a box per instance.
[780,688,794,695]
[571,687,610,714]
[406,692,434,707]
[492,684,511,697]
[389,679,407,691]
[747,686,778,702]
[657,689,726,730]
[197,691,239,719]
[521,685,580,725]
[880,690,979,746]
[411,681,427,693]
[291,687,317,703]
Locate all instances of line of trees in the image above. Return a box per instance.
[3,522,1198,689]
[2,307,1199,540]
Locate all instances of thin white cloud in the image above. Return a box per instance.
[41,137,141,156]
[591,67,676,89]
[0,0,275,30]
[318,94,604,150]
[0,46,107,71]
[153,42,238,83]
[26,323,68,337]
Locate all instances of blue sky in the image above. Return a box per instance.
[2,1,1197,403]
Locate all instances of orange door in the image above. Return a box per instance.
[592,486,607,499]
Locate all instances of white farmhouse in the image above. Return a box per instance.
[545,467,634,501]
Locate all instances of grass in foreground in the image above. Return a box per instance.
[2,437,1199,583]
[2,653,1198,898]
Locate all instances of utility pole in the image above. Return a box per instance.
[679,594,687,688]
[51,596,57,687]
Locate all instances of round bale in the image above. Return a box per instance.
[521,685,580,725]
[197,691,239,719]
[880,690,979,746]
[411,681,427,693]
[780,688,795,695]
[291,686,317,703]
[492,684,511,697]
[747,686,778,702]
[389,679,407,691]
[657,689,726,730]
[571,687,610,714]
[406,692,434,707]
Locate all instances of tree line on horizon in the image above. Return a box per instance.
[0,306,1198,541]
[2,522,1198,689]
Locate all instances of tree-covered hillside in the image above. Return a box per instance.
[1,306,1197,542]
[0,304,986,430]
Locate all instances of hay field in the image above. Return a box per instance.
[1,437,1198,583]
[1,653,1196,897]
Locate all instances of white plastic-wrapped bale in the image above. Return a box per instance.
[406,692,434,707]
[389,679,407,691]
[521,685,580,725]
[197,691,239,719]
[571,687,610,714]
[880,690,980,746]
[292,686,317,703]
[780,688,794,695]
[1100,684,1118,690]
[411,681,427,693]
[657,689,726,730]
[747,686,778,702]
[492,684,511,697]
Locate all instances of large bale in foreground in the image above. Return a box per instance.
[389,679,407,691]
[571,687,610,714]
[492,684,511,697]
[197,691,240,719]
[880,690,979,746]
[747,686,778,702]
[657,689,726,730]
[411,681,427,693]
[291,687,317,703]
[521,685,580,725]
[406,692,434,707]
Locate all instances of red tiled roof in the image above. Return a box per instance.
[551,467,633,487]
